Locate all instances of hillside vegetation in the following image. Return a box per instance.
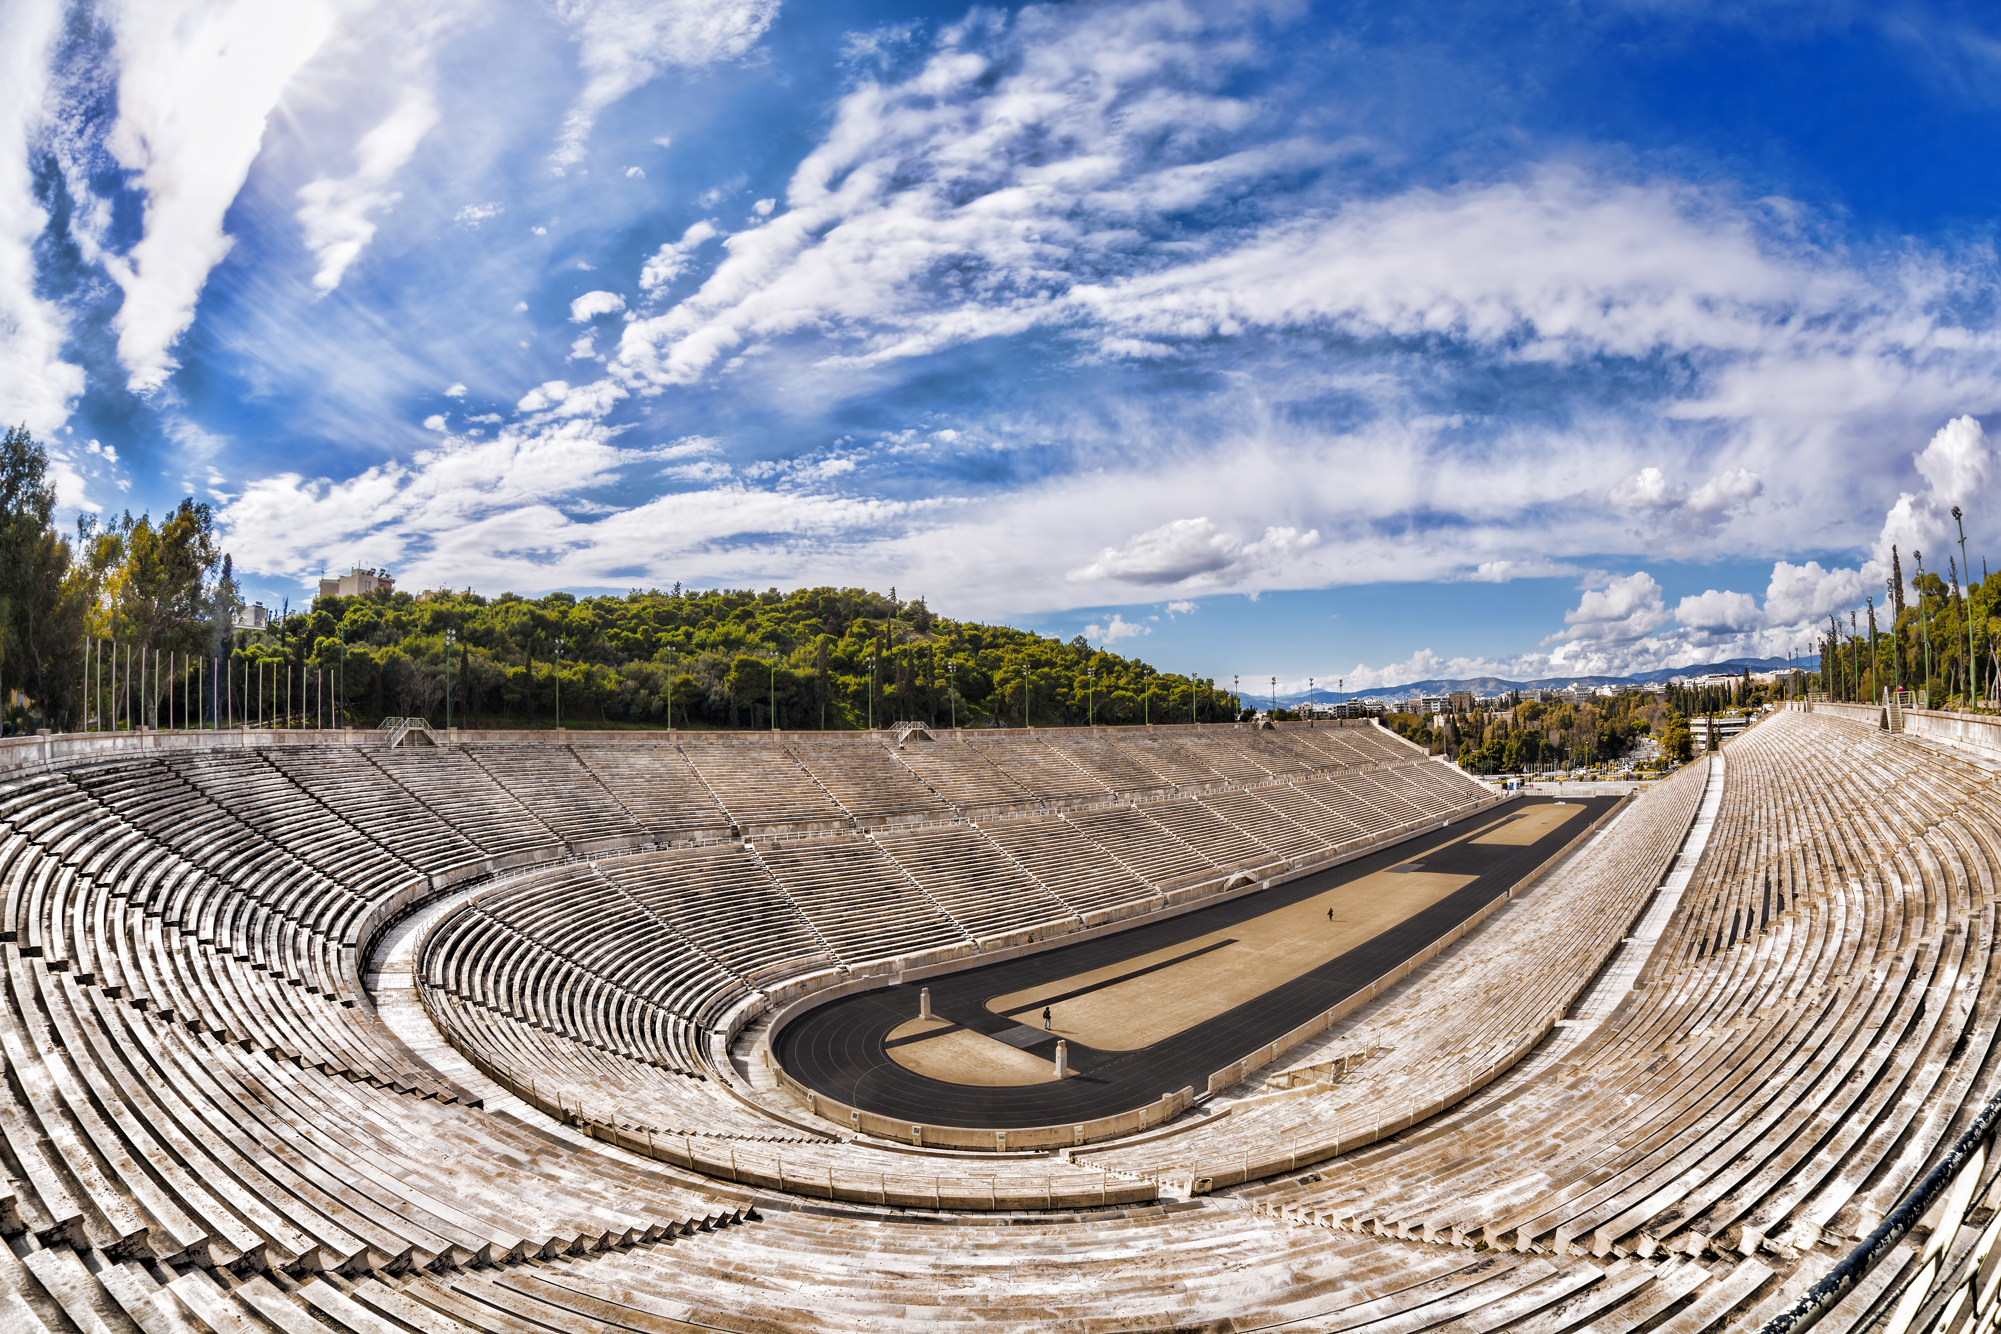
[0,423,1237,733]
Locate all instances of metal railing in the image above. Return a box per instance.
[1762,1080,2001,1334]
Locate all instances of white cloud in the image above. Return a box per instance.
[1466,557,1580,582]
[517,380,570,413]
[1687,467,1762,513]
[0,0,82,432]
[101,0,338,392]
[515,376,626,418]
[1913,414,1994,506]
[444,383,467,398]
[1068,516,1319,588]
[1609,466,1679,510]
[455,202,504,226]
[1761,559,1864,627]
[1084,613,1149,644]
[1673,588,1761,631]
[752,197,775,216]
[569,290,628,321]
[1554,572,1668,645]
[295,89,439,293]
[217,418,917,595]
[552,0,780,166]
[639,220,720,291]
[625,166,646,179]
[422,413,448,431]
[1166,599,1196,615]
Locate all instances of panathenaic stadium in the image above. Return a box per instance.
[0,703,1997,1333]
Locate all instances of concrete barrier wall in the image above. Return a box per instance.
[1809,699,2001,762]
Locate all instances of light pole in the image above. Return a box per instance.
[553,636,564,730]
[1233,675,1239,724]
[444,629,455,729]
[1866,595,1878,704]
[1271,675,1277,718]
[1849,610,1860,705]
[1916,552,1934,707]
[1308,676,1314,725]
[1086,669,1094,727]
[947,661,958,730]
[1957,506,1976,712]
[769,654,778,732]
[1888,576,1903,696]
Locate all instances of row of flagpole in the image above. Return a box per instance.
[82,641,339,731]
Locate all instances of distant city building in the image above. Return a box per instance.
[1447,690,1475,712]
[318,567,395,599]
[232,603,269,632]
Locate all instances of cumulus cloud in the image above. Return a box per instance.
[1084,613,1149,644]
[551,0,779,166]
[1068,517,1319,589]
[101,0,337,391]
[444,383,467,398]
[569,290,627,321]
[454,202,503,226]
[1688,467,1762,513]
[1554,571,1668,644]
[1673,588,1761,631]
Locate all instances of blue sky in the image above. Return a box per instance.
[6,0,2001,688]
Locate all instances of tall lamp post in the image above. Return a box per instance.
[1866,595,1878,705]
[1086,669,1094,727]
[1956,506,1977,712]
[553,637,564,730]
[1916,552,1933,707]
[1849,610,1860,705]
[769,653,778,732]
[444,629,455,730]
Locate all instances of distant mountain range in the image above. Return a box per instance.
[1269,657,1819,706]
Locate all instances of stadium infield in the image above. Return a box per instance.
[772,793,1620,1128]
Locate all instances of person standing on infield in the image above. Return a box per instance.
[1043,1006,1052,1031]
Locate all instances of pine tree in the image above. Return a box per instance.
[1891,545,1907,618]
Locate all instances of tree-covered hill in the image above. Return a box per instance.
[291,582,1240,731]
[0,425,1238,733]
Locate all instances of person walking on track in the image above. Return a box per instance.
[1043,1006,1052,1031]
